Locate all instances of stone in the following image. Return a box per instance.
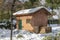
[40,27,52,34]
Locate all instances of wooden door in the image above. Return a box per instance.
[19,20,22,29]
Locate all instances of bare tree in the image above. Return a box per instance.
[10,0,16,40]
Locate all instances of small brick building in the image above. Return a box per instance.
[13,6,52,33]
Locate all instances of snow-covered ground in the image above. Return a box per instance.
[0,29,45,40]
[0,25,60,40]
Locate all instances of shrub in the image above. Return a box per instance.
[54,32,60,40]
[42,32,60,40]
[17,34,24,38]
[42,36,52,40]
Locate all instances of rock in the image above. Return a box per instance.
[40,27,52,34]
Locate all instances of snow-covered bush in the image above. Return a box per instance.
[42,32,60,40]
[42,36,52,40]
[54,32,60,40]
[16,34,24,38]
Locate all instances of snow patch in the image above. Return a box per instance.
[0,26,60,40]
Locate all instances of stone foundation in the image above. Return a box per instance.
[34,26,52,34]
[40,27,52,34]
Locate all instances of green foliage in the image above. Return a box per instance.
[46,0,52,3]
[53,0,60,4]
[43,36,52,40]
[17,34,24,38]
[24,1,32,9]
[46,0,60,4]
[29,0,39,6]
[29,0,36,4]
[54,33,60,40]
[43,32,60,40]
[0,10,10,20]
[46,0,60,9]
[24,1,39,9]
[0,0,40,20]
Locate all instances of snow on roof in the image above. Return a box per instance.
[13,6,51,15]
